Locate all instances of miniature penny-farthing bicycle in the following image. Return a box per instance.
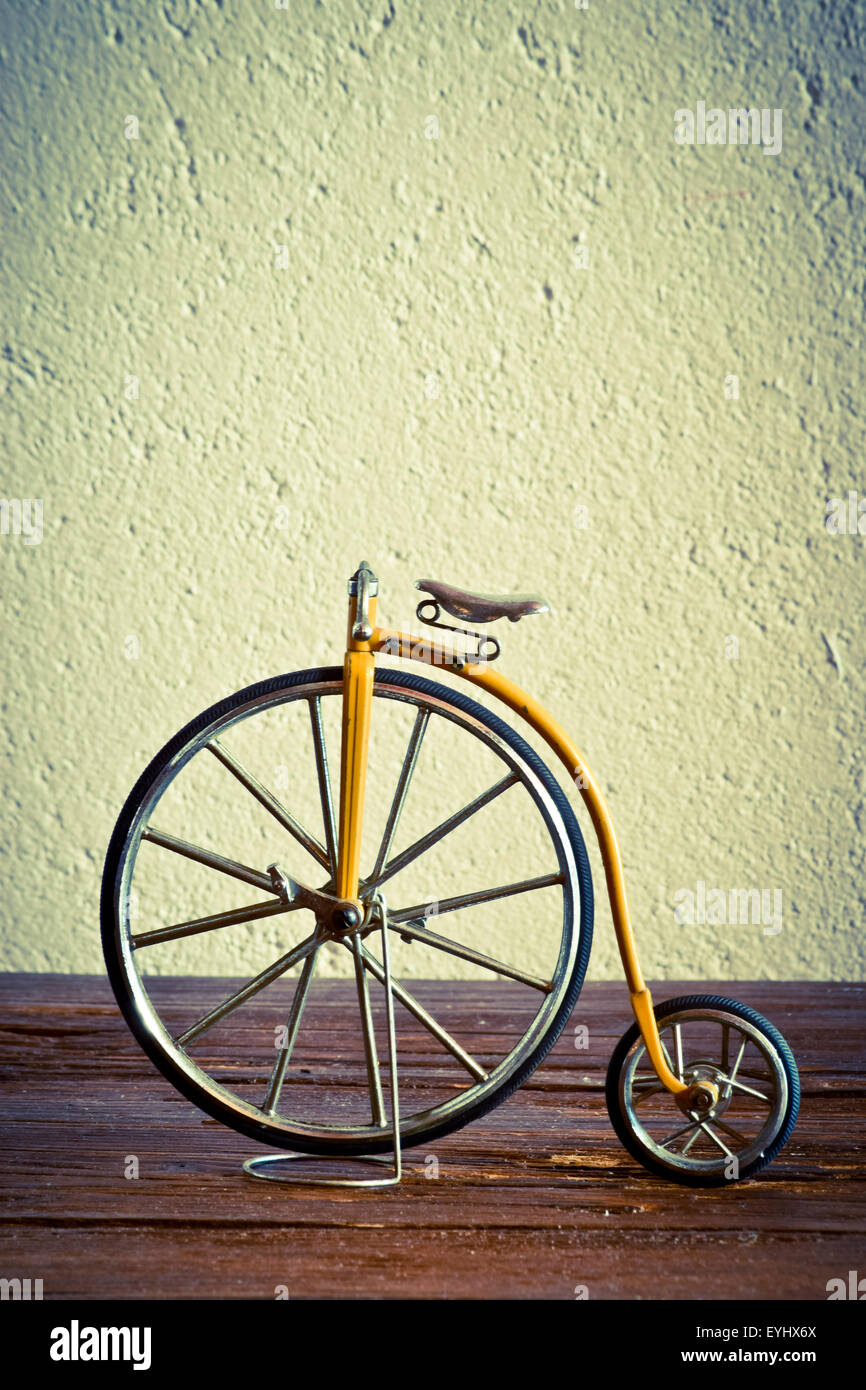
[101,563,800,1187]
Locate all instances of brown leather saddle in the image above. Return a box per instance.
[415,578,550,625]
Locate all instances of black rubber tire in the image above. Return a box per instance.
[605,994,800,1185]
[101,666,594,1155]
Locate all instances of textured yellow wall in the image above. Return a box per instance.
[1,1,864,981]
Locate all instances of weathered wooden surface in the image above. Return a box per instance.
[0,975,862,1300]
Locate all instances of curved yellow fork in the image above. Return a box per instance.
[358,628,692,1095]
[340,601,689,1102]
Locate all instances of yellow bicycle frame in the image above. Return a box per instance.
[339,583,688,1102]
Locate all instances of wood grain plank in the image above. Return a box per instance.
[0,975,862,1299]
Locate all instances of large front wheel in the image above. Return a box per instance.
[101,667,593,1155]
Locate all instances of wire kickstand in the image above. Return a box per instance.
[243,893,402,1187]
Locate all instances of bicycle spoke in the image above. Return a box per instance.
[659,1036,678,1079]
[142,827,273,892]
[308,697,338,876]
[393,918,551,991]
[351,933,387,1126]
[367,772,520,889]
[680,1126,702,1155]
[673,1023,684,1081]
[389,872,564,927]
[694,1119,735,1158]
[370,708,430,881]
[263,936,322,1115]
[207,738,330,870]
[177,932,319,1047]
[632,1067,675,1104]
[348,939,488,1082]
[727,1035,747,1087]
[707,1114,751,1147]
[658,1117,702,1150]
[132,897,292,949]
[632,1083,667,1106]
[716,1074,773,1104]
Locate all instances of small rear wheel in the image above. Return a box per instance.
[606,994,800,1186]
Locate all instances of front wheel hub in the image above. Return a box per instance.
[330,904,362,936]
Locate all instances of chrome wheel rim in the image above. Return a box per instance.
[619,1008,789,1176]
[107,675,586,1147]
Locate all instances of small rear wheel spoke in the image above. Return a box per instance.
[716,1074,773,1105]
[707,1115,751,1147]
[632,1083,667,1106]
[658,1117,702,1150]
[695,1120,735,1158]
[680,1126,702,1156]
